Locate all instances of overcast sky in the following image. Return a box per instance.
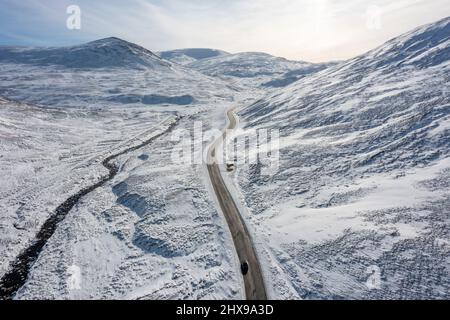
[0,0,449,62]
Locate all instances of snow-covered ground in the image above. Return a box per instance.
[230,17,450,299]
[1,16,449,300]
[12,110,244,299]
[0,96,161,277]
[0,38,239,109]
[0,38,260,299]
[186,52,333,89]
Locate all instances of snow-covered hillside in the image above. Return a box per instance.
[0,38,240,108]
[0,37,256,299]
[158,48,229,65]
[0,37,171,70]
[188,52,331,88]
[1,15,449,300]
[232,16,450,299]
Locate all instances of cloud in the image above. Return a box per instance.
[0,0,449,61]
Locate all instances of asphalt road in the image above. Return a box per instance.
[207,108,267,300]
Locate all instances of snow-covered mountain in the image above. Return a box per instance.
[350,16,450,70]
[158,48,229,65]
[0,38,240,108]
[1,15,449,300]
[0,38,255,299]
[231,16,450,299]
[187,52,331,88]
[0,37,171,70]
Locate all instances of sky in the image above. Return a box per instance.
[0,0,449,62]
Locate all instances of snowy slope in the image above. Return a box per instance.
[158,48,229,65]
[2,16,449,300]
[0,37,170,70]
[0,37,253,299]
[0,38,240,108]
[6,106,243,300]
[0,97,161,283]
[232,16,450,299]
[188,52,331,88]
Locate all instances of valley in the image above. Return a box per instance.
[0,16,449,300]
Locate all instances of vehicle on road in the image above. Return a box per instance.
[226,163,235,172]
[241,261,249,275]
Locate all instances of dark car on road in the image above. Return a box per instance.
[241,261,249,275]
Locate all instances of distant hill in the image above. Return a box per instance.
[187,51,331,88]
[158,48,229,65]
[0,37,171,69]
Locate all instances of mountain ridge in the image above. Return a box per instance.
[0,37,171,69]
[158,48,229,65]
[232,14,450,300]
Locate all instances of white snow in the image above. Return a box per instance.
[232,16,450,299]
[0,38,252,299]
[1,16,450,300]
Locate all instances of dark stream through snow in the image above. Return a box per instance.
[0,118,179,299]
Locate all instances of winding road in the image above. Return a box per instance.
[207,108,267,300]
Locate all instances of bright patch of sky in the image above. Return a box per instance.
[0,0,449,62]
